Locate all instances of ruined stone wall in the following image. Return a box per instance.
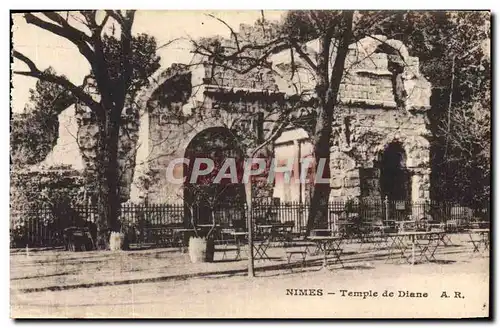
[145,97,278,204]
[340,43,431,110]
[324,37,432,204]
[135,37,433,206]
[328,107,430,203]
[75,104,140,202]
[272,36,432,112]
[204,62,278,91]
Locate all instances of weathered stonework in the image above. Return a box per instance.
[37,34,432,209]
[75,103,140,202]
[327,107,431,203]
[140,91,279,204]
[129,36,432,209]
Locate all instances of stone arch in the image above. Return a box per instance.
[368,134,429,169]
[357,133,420,204]
[347,130,387,167]
[135,63,205,116]
[177,118,236,155]
[183,126,246,225]
[351,130,423,170]
[354,36,410,63]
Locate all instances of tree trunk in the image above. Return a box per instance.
[307,132,332,232]
[95,108,122,250]
[306,97,334,233]
[305,12,353,235]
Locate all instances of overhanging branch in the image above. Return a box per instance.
[42,12,92,42]
[206,13,241,51]
[24,13,95,61]
[13,50,99,110]
[289,39,318,72]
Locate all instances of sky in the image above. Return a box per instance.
[11,10,287,113]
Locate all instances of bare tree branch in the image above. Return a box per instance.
[13,50,99,110]
[24,13,94,61]
[191,35,288,63]
[42,12,93,42]
[105,10,125,26]
[156,37,182,51]
[81,10,110,36]
[191,39,290,75]
[206,13,241,51]
[250,120,288,157]
[289,39,318,72]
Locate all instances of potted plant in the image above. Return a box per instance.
[183,184,230,263]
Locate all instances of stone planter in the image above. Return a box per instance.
[109,232,124,251]
[188,237,215,263]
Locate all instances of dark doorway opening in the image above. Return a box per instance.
[378,142,411,203]
[183,127,246,226]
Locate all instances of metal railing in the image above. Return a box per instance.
[10,201,489,248]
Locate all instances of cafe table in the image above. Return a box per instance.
[467,228,490,254]
[307,235,344,270]
[386,230,449,265]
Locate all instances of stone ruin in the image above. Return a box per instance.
[129,35,432,214]
[43,35,432,215]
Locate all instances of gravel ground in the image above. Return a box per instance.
[10,233,490,318]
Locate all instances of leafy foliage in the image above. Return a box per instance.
[383,11,491,204]
[10,165,86,218]
[10,165,91,247]
[10,111,57,166]
[92,33,161,98]
[11,68,74,166]
[283,11,346,41]
[437,92,491,206]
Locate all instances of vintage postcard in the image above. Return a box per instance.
[10,10,491,318]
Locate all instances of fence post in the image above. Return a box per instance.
[384,196,389,222]
[245,182,255,278]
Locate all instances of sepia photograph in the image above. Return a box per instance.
[9,9,491,318]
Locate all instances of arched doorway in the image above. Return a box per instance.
[359,142,412,223]
[183,127,246,226]
[378,142,411,202]
[377,142,412,221]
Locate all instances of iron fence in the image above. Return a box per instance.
[10,200,490,248]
